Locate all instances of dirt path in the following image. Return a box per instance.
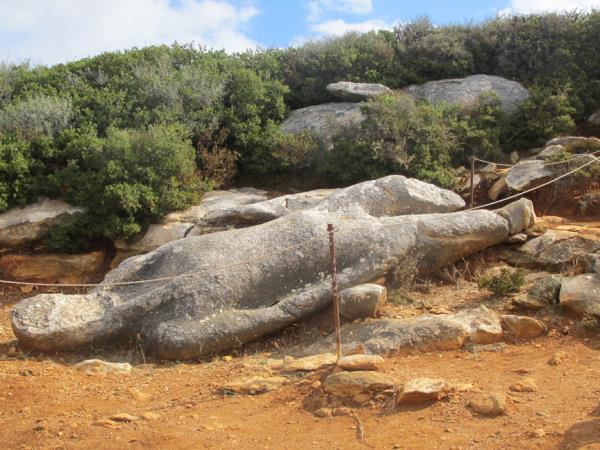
[2,218,600,449]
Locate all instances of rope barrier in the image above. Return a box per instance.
[473,150,600,168]
[1,154,598,289]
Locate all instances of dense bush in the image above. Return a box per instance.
[0,95,73,139]
[45,125,199,250]
[1,11,600,251]
[320,92,506,187]
[282,31,398,108]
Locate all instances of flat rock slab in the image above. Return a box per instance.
[221,376,287,395]
[337,354,385,371]
[303,306,503,356]
[75,359,132,375]
[323,371,396,397]
[501,230,600,270]
[326,81,392,102]
[546,136,600,150]
[397,378,448,404]
[0,251,105,284]
[283,353,337,372]
[0,198,83,247]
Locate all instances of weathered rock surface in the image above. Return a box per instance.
[505,160,555,192]
[528,275,562,304]
[193,189,336,230]
[0,198,83,247]
[221,376,286,394]
[339,284,386,320]
[322,371,395,397]
[397,378,448,404]
[494,198,536,235]
[284,353,337,372]
[197,176,465,230]
[560,274,600,315]
[468,393,507,416]
[326,81,392,102]
[165,188,268,224]
[280,102,363,144]
[583,253,600,273]
[501,230,600,270]
[488,175,508,201]
[75,359,132,375]
[545,136,600,151]
[112,222,194,267]
[509,378,537,392]
[337,355,385,372]
[501,315,546,339]
[304,306,503,356]
[10,180,533,359]
[405,75,529,114]
[505,149,595,193]
[0,251,105,283]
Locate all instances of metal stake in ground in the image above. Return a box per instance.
[327,223,342,361]
[470,155,475,209]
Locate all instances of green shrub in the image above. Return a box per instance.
[322,92,506,187]
[394,17,473,83]
[282,31,397,108]
[0,95,73,139]
[271,130,322,174]
[322,93,460,187]
[478,268,526,296]
[0,136,40,211]
[54,125,199,243]
[503,84,577,149]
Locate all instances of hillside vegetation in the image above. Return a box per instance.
[1,12,599,250]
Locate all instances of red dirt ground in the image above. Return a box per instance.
[2,219,600,449]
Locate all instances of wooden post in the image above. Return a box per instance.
[470,156,475,209]
[327,223,342,361]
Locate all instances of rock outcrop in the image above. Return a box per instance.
[113,188,269,265]
[504,137,598,193]
[164,188,268,224]
[112,222,194,267]
[500,230,600,270]
[0,251,105,284]
[0,198,83,247]
[280,102,362,141]
[10,178,535,359]
[405,75,529,114]
[196,176,465,230]
[545,136,600,151]
[326,81,392,102]
[560,274,600,315]
[303,306,504,356]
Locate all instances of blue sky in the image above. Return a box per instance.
[1,0,599,65]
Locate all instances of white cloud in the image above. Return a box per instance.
[0,0,259,65]
[310,18,392,36]
[308,0,374,20]
[502,0,600,14]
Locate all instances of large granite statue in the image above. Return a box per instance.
[10,176,535,359]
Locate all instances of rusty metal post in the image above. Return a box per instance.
[327,223,342,361]
[470,156,475,209]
